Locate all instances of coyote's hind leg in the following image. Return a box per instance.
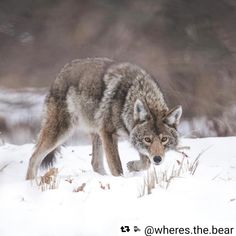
[26,134,56,180]
[26,98,72,180]
[91,133,106,175]
[26,126,72,180]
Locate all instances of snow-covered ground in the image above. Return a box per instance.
[0,137,236,236]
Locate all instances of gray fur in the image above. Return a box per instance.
[26,58,182,180]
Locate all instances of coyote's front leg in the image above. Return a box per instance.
[100,130,123,176]
[91,133,106,175]
[127,154,151,172]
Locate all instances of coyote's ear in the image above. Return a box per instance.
[134,99,149,122]
[164,105,182,127]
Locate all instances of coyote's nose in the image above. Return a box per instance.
[153,156,162,165]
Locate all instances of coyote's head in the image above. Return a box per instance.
[130,99,182,165]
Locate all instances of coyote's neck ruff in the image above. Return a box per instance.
[26,58,182,180]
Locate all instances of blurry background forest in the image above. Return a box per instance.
[0,0,236,144]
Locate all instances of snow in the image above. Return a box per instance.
[0,138,236,236]
[0,88,45,126]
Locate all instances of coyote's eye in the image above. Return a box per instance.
[161,136,169,145]
[144,137,152,144]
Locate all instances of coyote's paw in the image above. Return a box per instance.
[127,161,139,172]
[127,158,151,172]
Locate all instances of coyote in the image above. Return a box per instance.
[26,58,182,180]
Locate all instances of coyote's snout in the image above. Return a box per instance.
[26,58,182,180]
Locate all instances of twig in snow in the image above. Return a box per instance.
[73,183,86,192]
[0,162,11,172]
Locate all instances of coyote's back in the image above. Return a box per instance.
[26,58,182,180]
